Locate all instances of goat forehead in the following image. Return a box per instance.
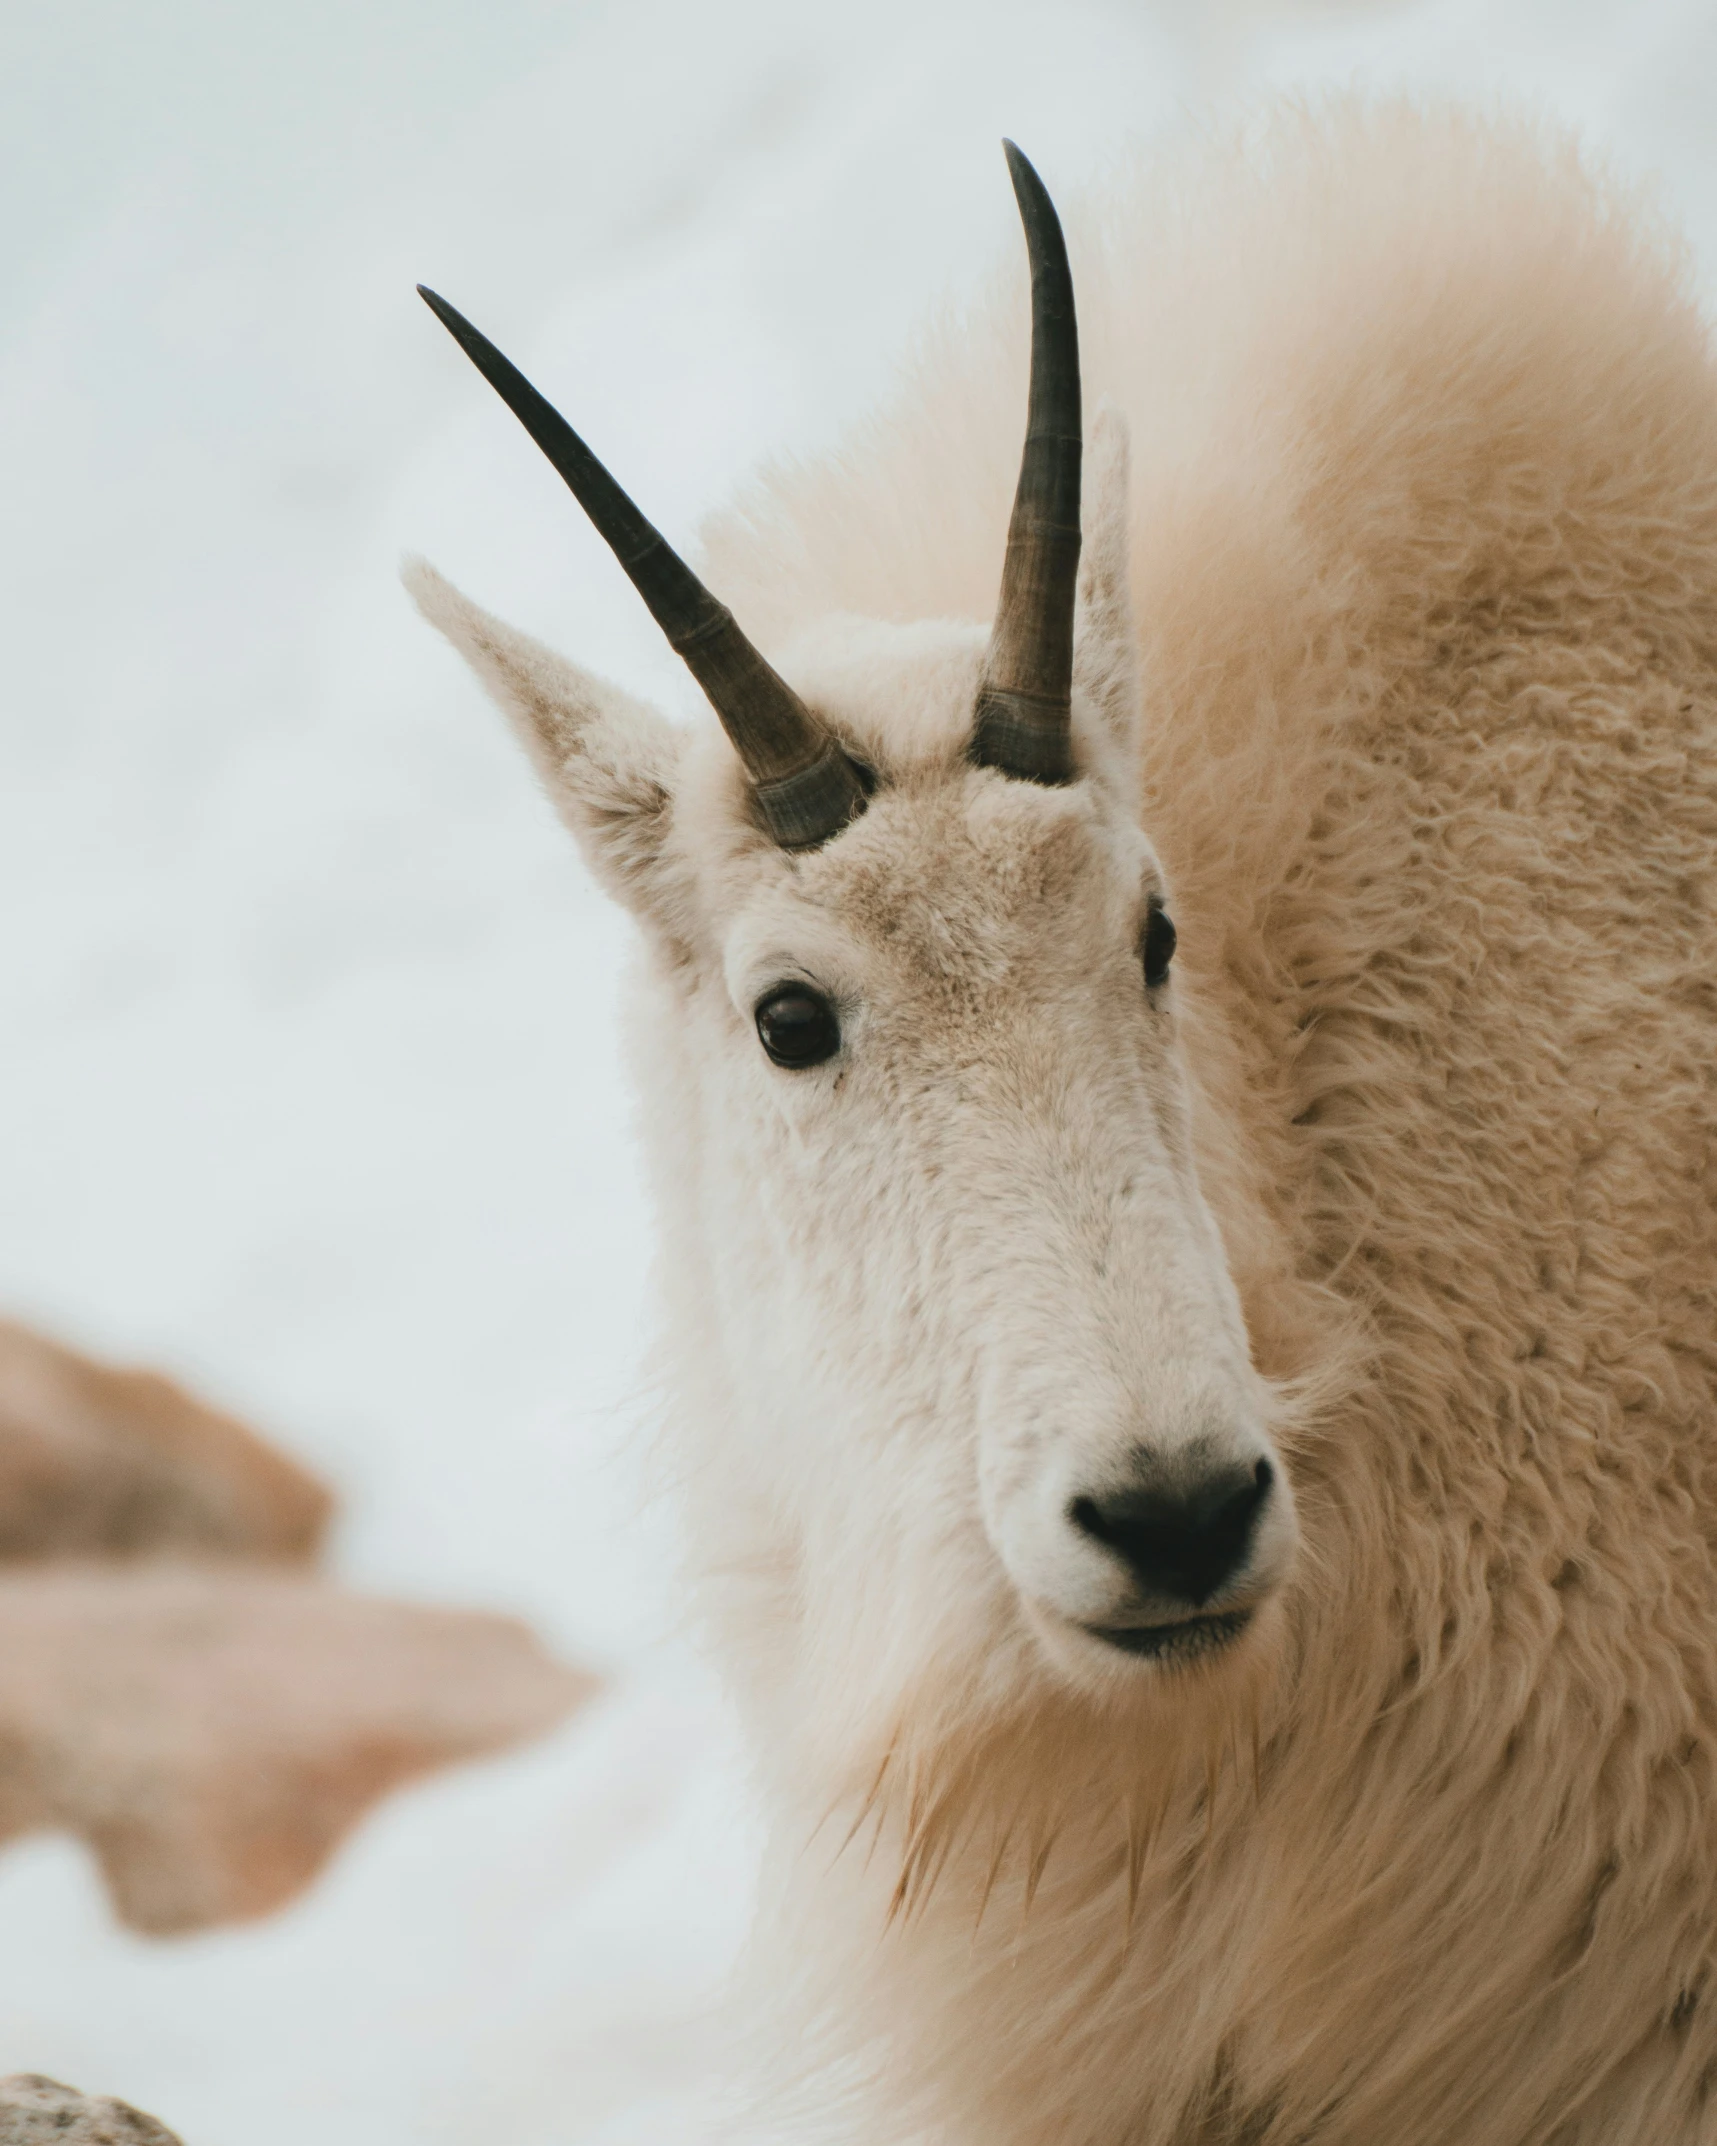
[797,776,1143,983]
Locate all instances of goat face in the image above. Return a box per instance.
[680,605,1295,1705]
[410,520,1298,1714]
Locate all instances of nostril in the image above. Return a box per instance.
[1069,1495,1107,1543]
[1068,1457,1274,1608]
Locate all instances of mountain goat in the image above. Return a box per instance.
[410,104,1717,2146]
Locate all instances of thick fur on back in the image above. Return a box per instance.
[697,105,1717,2144]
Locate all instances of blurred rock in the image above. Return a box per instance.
[0,1565,597,1934]
[0,1319,333,1564]
[0,2075,180,2143]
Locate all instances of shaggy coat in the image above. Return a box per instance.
[421,105,1717,2146]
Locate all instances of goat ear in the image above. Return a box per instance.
[405,558,685,926]
[1073,404,1141,761]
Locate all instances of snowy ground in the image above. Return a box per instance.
[3,1,1717,2139]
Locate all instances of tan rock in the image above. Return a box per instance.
[0,1319,332,1564]
[0,2075,180,2144]
[0,1565,597,1934]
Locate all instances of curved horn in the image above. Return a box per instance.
[417,287,867,851]
[972,142,1082,785]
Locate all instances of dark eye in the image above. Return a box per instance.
[1141,902,1176,989]
[755,985,841,1069]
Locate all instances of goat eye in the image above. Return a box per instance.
[755,986,841,1069]
[1141,903,1176,989]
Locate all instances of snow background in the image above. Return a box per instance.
[2,1,1716,2138]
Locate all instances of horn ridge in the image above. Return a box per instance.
[972,141,1083,785]
[417,285,866,850]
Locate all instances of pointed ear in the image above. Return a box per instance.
[405,558,686,927]
[1073,404,1141,761]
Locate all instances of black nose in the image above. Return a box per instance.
[1069,1457,1273,1607]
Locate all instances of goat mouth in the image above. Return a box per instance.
[1084,1610,1253,1662]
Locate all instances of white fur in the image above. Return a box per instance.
[410,102,1717,2146]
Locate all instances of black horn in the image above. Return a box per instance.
[972,142,1082,785]
[417,286,867,851]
